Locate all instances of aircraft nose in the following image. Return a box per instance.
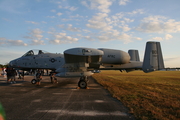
[9,59,18,67]
[9,60,14,67]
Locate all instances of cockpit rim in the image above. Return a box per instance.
[22,49,50,57]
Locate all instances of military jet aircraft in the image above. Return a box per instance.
[9,41,164,88]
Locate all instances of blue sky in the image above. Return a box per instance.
[0,0,180,67]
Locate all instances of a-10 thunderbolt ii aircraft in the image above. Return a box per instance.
[9,41,164,88]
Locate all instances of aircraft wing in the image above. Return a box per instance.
[99,61,143,72]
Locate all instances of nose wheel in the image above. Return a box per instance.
[31,79,37,84]
[78,80,87,89]
[78,76,88,89]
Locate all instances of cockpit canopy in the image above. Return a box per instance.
[22,49,49,57]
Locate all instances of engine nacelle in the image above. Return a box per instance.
[98,48,130,64]
[64,47,104,64]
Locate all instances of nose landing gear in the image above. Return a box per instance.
[78,76,89,89]
[31,79,37,84]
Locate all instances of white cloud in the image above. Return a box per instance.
[0,37,6,45]
[91,13,108,21]
[85,10,142,44]
[57,24,81,32]
[111,9,144,24]
[82,29,91,33]
[152,37,163,41]
[57,24,64,28]
[81,0,112,13]
[118,33,132,44]
[0,0,27,14]
[49,32,79,44]
[50,1,61,4]
[57,12,62,16]
[58,5,78,11]
[26,21,38,24]
[133,37,142,41]
[86,21,112,31]
[24,28,44,45]
[33,34,43,40]
[61,18,73,22]
[136,16,180,33]
[58,5,63,9]
[51,9,56,12]
[30,40,44,45]
[47,16,56,18]
[0,37,27,46]
[83,36,95,41]
[165,34,173,40]
[148,34,173,42]
[102,12,135,29]
[137,22,163,33]
[30,28,43,39]
[127,9,144,15]
[70,14,84,18]
[86,13,113,31]
[119,0,130,5]
[2,18,12,22]
[97,35,109,41]
[119,25,131,32]
[69,6,77,11]
[123,18,134,23]
[42,21,47,24]
[66,24,81,32]
[141,16,166,22]
[94,31,132,44]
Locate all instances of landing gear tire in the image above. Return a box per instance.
[31,79,37,84]
[78,80,87,89]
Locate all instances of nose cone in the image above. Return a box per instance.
[9,58,19,67]
[9,60,15,67]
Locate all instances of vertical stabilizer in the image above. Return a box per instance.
[128,50,140,61]
[142,41,164,73]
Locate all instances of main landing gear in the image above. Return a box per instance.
[78,76,89,89]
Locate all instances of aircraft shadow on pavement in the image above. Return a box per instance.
[0,77,100,90]
[0,80,28,86]
[0,79,79,89]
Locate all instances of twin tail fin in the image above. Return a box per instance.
[142,41,164,73]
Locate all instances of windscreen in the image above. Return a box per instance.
[22,50,49,57]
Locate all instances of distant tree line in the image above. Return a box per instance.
[0,64,8,68]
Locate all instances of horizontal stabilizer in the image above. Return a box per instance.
[142,41,164,73]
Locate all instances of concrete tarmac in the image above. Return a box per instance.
[0,75,135,120]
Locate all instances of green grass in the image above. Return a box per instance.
[92,71,180,120]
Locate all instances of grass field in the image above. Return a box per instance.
[92,71,180,120]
